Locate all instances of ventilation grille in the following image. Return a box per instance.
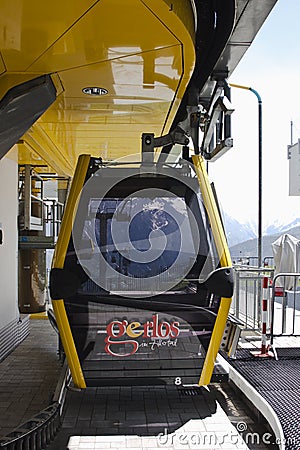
[0,315,30,362]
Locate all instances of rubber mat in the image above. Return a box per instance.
[274,347,300,359]
[228,355,300,450]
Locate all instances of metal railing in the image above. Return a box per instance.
[232,256,259,267]
[231,267,300,342]
[231,256,274,267]
[270,272,300,344]
[231,267,274,331]
[0,403,60,450]
[44,199,64,242]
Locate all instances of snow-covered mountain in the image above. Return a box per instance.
[264,217,300,236]
[222,213,257,247]
[221,211,300,259]
[222,213,300,249]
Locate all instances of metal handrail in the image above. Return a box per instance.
[270,272,300,345]
[231,267,274,330]
[44,199,64,241]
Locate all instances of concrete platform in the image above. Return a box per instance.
[0,318,277,450]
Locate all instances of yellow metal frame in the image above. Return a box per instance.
[51,154,91,389]
[192,155,232,386]
[52,153,231,388]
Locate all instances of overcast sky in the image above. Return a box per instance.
[208,0,300,229]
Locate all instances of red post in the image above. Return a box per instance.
[261,276,268,354]
[251,276,273,358]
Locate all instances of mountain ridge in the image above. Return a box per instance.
[228,224,300,260]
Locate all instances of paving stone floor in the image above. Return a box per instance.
[46,382,277,450]
[0,319,278,450]
[0,318,62,437]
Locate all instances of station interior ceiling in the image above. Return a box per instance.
[1,0,196,177]
[0,0,277,178]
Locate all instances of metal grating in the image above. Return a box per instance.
[230,359,300,392]
[229,356,300,450]
[263,391,299,450]
[274,347,300,359]
[178,387,203,396]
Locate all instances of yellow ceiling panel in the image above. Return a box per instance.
[43,45,184,123]
[26,0,180,73]
[0,0,98,71]
[21,125,74,176]
[1,0,195,175]
[33,44,184,171]
[41,123,157,133]
[17,140,55,172]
